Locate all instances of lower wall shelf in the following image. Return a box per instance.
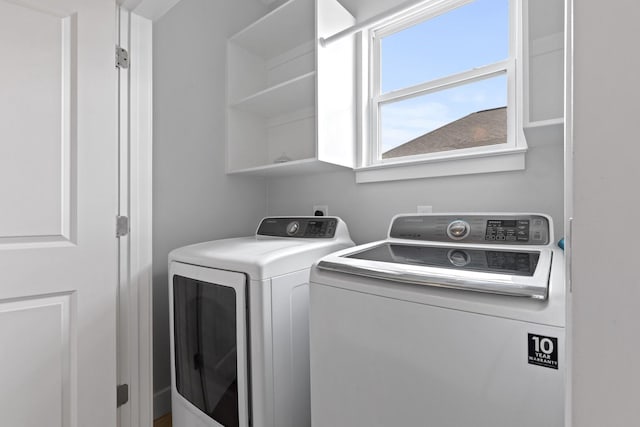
[227,158,350,177]
[524,119,564,145]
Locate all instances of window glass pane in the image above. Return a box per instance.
[380,0,509,93]
[380,74,507,159]
[173,275,240,427]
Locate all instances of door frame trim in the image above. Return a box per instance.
[130,11,154,427]
[117,8,154,427]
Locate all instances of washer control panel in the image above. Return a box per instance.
[257,217,339,238]
[390,214,551,245]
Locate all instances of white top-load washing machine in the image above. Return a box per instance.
[169,217,353,427]
[309,213,565,427]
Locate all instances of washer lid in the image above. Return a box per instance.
[317,242,553,300]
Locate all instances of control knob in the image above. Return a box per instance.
[286,221,300,236]
[447,220,470,240]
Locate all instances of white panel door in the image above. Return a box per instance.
[0,0,118,426]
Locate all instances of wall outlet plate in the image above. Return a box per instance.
[313,205,328,216]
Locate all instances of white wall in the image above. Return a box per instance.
[571,0,640,424]
[152,0,267,417]
[267,138,564,244]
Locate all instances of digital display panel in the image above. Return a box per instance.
[486,219,529,242]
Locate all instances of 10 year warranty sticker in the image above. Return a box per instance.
[528,333,558,369]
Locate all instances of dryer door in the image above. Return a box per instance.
[170,262,249,427]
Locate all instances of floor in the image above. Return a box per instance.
[154,413,172,427]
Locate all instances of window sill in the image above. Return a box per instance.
[355,147,527,183]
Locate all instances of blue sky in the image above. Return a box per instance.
[380,0,509,152]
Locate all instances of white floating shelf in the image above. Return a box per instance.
[230,72,315,118]
[226,0,355,176]
[227,158,349,177]
[524,119,564,145]
[229,0,314,59]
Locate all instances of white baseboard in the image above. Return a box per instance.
[153,386,171,419]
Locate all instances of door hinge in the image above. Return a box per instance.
[116,215,130,238]
[116,46,129,69]
[117,383,129,407]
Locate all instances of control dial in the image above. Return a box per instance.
[286,221,300,236]
[446,220,470,240]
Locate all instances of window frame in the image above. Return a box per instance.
[357,0,526,183]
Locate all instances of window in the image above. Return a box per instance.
[359,0,525,182]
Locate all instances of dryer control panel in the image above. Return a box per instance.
[389,214,551,245]
[257,217,339,238]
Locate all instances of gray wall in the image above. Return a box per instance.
[152,0,267,416]
[572,0,640,424]
[267,138,564,245]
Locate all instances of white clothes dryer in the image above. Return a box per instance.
[309,213,565,427]
[169,217,353,427]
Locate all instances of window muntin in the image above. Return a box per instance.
[380,0,509,94]
[368,0,516,168]
[380,74,508,158]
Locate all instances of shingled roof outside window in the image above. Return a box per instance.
[382,107,507,159]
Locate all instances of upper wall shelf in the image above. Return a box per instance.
[230,71,315,118]
[229,0,314,59]
[226,0,356,176]
[523,0,564,141]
